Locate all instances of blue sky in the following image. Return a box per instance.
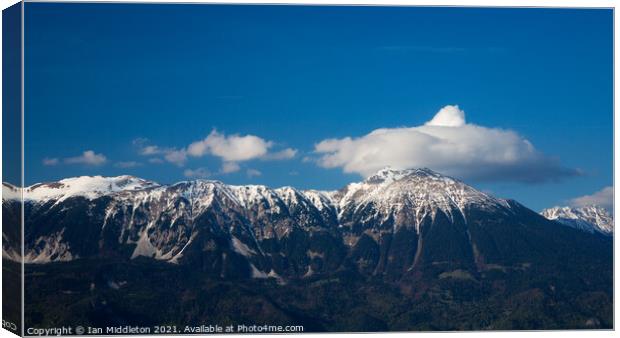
[23,4,612,212]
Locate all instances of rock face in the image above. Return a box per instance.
[541,205,613,236]
[2,168,613,282]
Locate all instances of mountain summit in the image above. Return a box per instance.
[541,205,613,235]
[335,167,513,233]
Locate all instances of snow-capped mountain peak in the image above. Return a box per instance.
[341,167,502,208]
[364,167,441,185]
[541,205,613,235]
[9,169,511,225]
[2,182,21,200]
[23,175,159,202]
[335,167,512,232]
[6,169,611,271]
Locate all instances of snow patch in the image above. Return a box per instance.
[231,237,256,257]
[250,264,269,279]
[541,205,613,235]
[23,175,159,203]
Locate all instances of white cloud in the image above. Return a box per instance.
[221,162,241,174]
[262,148,297,160]
[42,158,59,166]
[115,161,141,168]
[140,145,161,156]
[314,105,579,183]
[64,150,107,166]
[163,149,187,167]
[134,138,186,166]
[135,132,296,173]
[425,105,465,127]
[187,130,271,162]
[132,138,149,147]
[183,167,210,179]
[246,169,262,178]
[570,186,613,212]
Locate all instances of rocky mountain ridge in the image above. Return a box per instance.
[2,168,613,284]
[541,205,613,235]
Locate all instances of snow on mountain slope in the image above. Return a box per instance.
[2,182,21,201]
[10,168,516,233]
[5,168,554,266]
[22,175,159,203]
[335,167,513,232]
[228,184,283,211]
[165,180,243,217]
[303,190,337,212]
[541,205,613,235]
[14,168,506,217]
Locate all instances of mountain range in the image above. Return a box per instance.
[541,205,613,236]
[2,168,613,330]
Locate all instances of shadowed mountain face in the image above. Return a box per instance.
[3,168,613,331]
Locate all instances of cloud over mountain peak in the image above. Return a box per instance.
[314,105,579,183]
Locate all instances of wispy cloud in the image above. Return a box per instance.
[133,138,187,166]
[246,169,262,178]
[163,150,187,167]
[569,186,613,212]
[64,150,107,166]
[140,145,162,156]
[183,167,210,179]
[42,157,59,166]
[221,162,241,174]
[115,161,141,168]
[262,148,297,160]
